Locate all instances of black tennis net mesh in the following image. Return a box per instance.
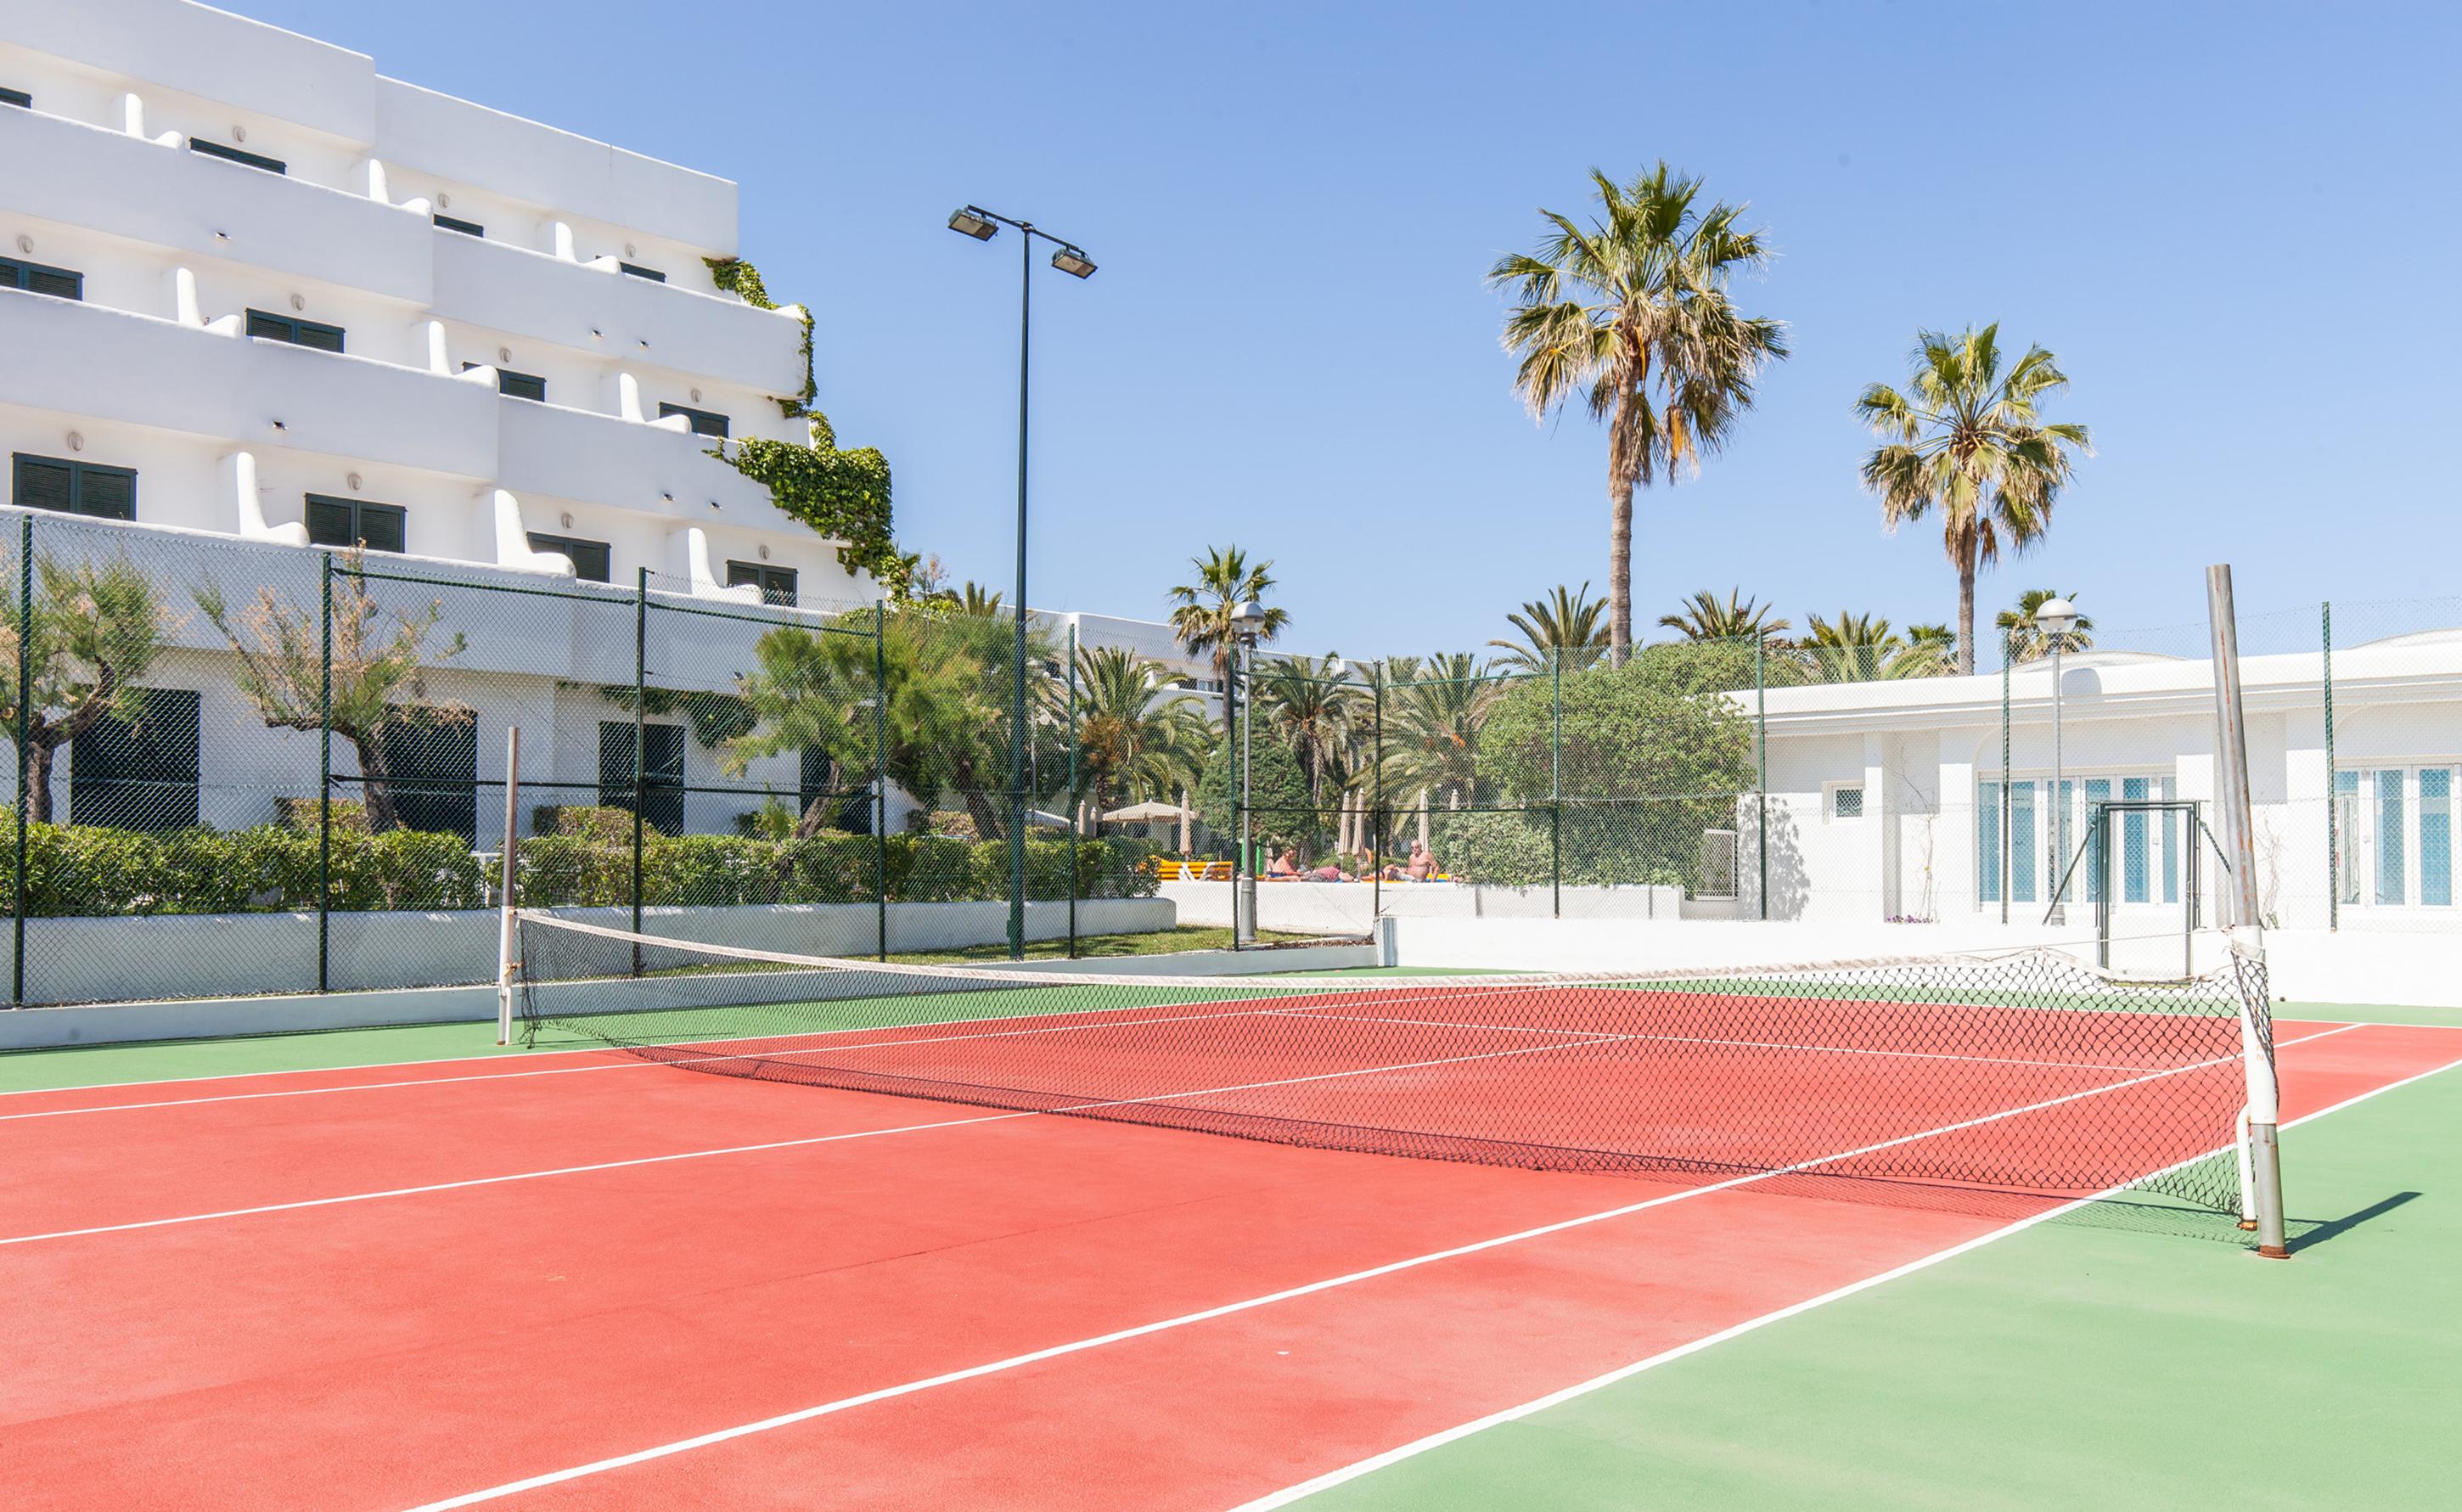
[515,913,2274,1223]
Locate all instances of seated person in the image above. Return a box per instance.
[1405,840,1437,881]
[1265,846,1300,878]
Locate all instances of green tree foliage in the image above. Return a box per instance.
[1061,647,1208,819]
[1491,163,1789,665]
[1380,653,1504,807]
[1857,324,2092,674]
[1194,726,1326,859]
[1167,546,1290,691]
[0,552,177,822]
[1657,587,1790,645]
[1997,588,2094,663]
[1253,653,1362,807]
[1488,584,1610,673]
[194,554,469,834]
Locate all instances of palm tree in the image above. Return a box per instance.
[1487,583,1610,673]
[1254,654,1362,810]
[1657,587,1790,645]
[1166,546,1290,693]
[1799,611,1905,683]
[1060,647,1208,819]
[1381,653,1500,808]
[1490,163,1789,666]
[1888,622,1959,680]
[1856,325,2092,674]
[1997,589,2094,663]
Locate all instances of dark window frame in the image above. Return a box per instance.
[725,560,797,607]
[378,704,480,840]
[70,688,202,833]
[658,402,730,439]
[617,261,666,283]
[188,138,288,175]
[245,308,346,352]
[0,255,82,300]
[527,532,612,583]
[0,87,31,110]
[432,212,486,238]
[463,361,547,402]
[599,721,685,836]
[304,493,408,554]
[12,453,136,520]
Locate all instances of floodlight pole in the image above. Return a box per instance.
[495,725,521,1046]
[1236,632,1258,945]
[2048,632,2067,926]
[2206,563,2287,1259]
[947,205,1095,960]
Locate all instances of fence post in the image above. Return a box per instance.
[1549,648,1562,919]
[1369,669,1384,925]
[2001,652,2011,925]
[1060,627,1078,957]
[12,510,31,1006]
[1755,635,1768,922]
[874,599,889,963]
[631,567,647,953]
[2323,600,2336,932]
[317,550,332,994]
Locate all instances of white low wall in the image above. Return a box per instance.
[4,897,1176,1007]
[1161,880,1691,936]
[1386,916,2462,1009]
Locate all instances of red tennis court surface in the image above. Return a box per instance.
[3,1012,2454,1510]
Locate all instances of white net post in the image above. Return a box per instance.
[495,725,522,1048]
[2206,564,2288,1257]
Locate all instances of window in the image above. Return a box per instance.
[801,746,852,832]
[246,309,346,352]
[0,255,82,300]
[599,722,684,835]
[1978,774,2181,912]
[70,689,200,832]
[527,532,610,582]
[1828,784,1864,821]
[726,561,796,605]
[379,706,478,840]
[0,87,31,110]
[305,494,407,554]
[189,138,287,175]
[433,212,486,238]
[13,453,135,520]
[462,362,546,402]
[617,261,666,283]
[659,402,730,439]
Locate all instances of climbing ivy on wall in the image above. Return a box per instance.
[704,256,913,593]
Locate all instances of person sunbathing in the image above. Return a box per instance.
[1266,847,1300,878]
[1405,840,1437,881]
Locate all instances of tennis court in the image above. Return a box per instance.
[5,920,2459,1509]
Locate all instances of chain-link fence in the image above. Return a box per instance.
[0,510,1174,1008]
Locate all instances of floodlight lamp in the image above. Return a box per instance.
[1049,245,1096,278]
[1231,599,1266,638]
[2034,597,2081,638]
[947,207,998,240]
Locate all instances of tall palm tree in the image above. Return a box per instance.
[1490,163,1789,666]
[1382,652,1500,808]
[1856,325,2092,674]
[1254,654,1361,809]
[1166,546,1290,693]
[1657,587,1790,645]
[1487,583,1610,673]
[1997,588,2094,663]
[1059,647,1208,818]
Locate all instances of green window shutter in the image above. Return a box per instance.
[379,705,478,839]
[530,533,612,582]
[189,138,287,174]
[76,466,136,520]
[432,212,486,238]
[0,87,31,109]
[658,402,730,439]
[305,497,357,547]
[69,689,201,832]
[25,265,81,300]
[245,309,291,340]
[617,262,666,283]
[13,454,74,512]
[359,503,407,554]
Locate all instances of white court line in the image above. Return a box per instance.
[389,1023,2364,1510]
[1234,1037,2462,1510]
[0,1026,1642,1249]
[0,986,1563,1123]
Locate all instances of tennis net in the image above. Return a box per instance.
[514,913,2274,1220]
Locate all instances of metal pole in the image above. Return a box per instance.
[1066,624,1078,958]
[1008,227,1032,962]
[495,724,521,1046]
[1369,668,1383,925]
[1755,635,1768,921]
[1549,648,1562,919]
[2001,654,2012,925]
[318,550,332,994]
[12,511,31,1007]
[2047,637,2066,927]
[2206,562,2287,1259]
[631,567,647,968]
[874,600,888,963]
[1236,636,1256,945]
[2323,600,2337,932]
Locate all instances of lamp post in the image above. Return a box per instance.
[947,205,1096,959]
[1231,599,1267,945]
[2037,596,2081,926]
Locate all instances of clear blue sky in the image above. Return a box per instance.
[249,1,2459,660]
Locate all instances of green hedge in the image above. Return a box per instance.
[0,812,1160,917]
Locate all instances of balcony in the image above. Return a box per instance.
[494,390,780,525]
[430,230,803,394]
[0,102,430,305]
